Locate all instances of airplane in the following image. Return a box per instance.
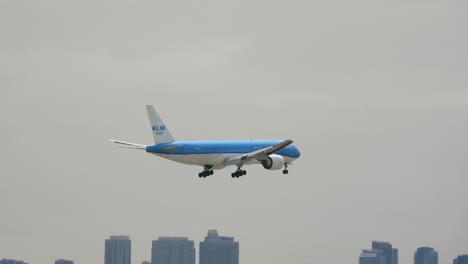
[110,106,301,178]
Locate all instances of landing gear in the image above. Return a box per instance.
[231,168,247,178]
[282,164,289,174]
[198,170,213,178]
[199,166,214,178]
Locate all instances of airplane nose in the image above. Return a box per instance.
[294,146,301,158]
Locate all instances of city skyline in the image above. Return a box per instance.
[2,237,468,264]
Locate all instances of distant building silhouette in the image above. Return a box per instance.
[142,261,151,264]
[359,249,386,264]
[55,260,74,264]
[199,230,239,264]
[151,237,195,264]
[372,241,398,264]
[0,260,27,264]
[105,235,131,264]
[454,255,468,264]
[393,248,398,264]
[414,247,438,264]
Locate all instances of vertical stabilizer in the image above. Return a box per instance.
[146,105,175,144]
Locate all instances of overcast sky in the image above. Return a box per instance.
[1,1,467,264]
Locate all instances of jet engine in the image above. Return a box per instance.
[261,154,285,170]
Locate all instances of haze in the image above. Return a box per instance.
[1,1,467,264]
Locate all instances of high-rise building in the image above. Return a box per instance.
[359,250,386,264]
[372,241,398,264]
[0,260,27,264]
[454,255,468,264]
[151,237,195,264]
[55,260,74,264]
[199,230,239,264]
[414,247,438,264]
[105,235,131,264]
[393,248,398,264]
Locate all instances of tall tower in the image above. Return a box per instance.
[372,241,397,264]
[199,230,239,264]
[55,260,74,264]
[454,255,468,264]
[151,237,195,264]
[359,250,386,264]
[414,247,438,264]
[105,235,131,264]
[0,260,28,264]
[393,249,398,264]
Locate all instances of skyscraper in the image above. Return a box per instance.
[454,255,468,264]
[199,230,239,264]
[55,260,74,264]
[393,248,398,264]
[414,247,438,264]
[359,250,386,264]
[0,260,27,264]
[151,237,195,264]
[372,241,398,264]
[105,235,131,264]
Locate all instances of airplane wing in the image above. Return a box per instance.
[109,139,147,150]
[225,140,293,166]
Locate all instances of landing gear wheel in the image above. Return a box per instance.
[282,170,289,174]
[282,164,289,174]
[199,167,214,178]
[232,168,246,178]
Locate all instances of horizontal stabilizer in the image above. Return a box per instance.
[109,139,147,150]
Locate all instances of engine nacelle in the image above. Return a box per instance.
[261,154,285,170]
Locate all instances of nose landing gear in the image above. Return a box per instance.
[282,164,289,174]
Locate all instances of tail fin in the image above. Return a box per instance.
[146,105,175,144]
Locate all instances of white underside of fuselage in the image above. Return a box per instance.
[150,153,296,170]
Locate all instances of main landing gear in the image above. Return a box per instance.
[199,165,214,178]
[231,168,247,178]
[282,164,289,175]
